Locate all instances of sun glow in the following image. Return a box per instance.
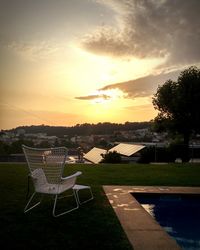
[70,44,164,91]
[90,89,124,104]
[65,46,164,123]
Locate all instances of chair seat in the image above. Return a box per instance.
[36,183,74,194]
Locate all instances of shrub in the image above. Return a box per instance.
[100,151,122,163]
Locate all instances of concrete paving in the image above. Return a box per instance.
[103,186,200,250]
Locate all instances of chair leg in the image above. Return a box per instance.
[75,187,94,205]
[24,192,43,213]
[52,189,79,217]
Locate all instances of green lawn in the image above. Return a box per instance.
[0,163,200,250]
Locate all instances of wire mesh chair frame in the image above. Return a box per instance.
[22,145,81,217]
[73,184,94,205]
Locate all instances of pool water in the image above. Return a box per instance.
[133,194,200,250]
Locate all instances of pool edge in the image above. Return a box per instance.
[103,186,200,250]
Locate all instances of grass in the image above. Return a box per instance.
[0,163,200,249]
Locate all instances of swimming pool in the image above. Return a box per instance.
[133,193,200,250]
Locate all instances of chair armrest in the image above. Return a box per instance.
[61,171,82,181]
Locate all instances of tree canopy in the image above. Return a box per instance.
[152,66,200,161]
[6,122,152,136]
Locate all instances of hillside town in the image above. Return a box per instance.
[1,126,200,163]
[0,126,166,148]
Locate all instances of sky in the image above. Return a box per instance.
[0,0,200,130]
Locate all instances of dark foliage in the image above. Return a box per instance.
[5,122,152,137]
[0,140,34,155]
[100,151,122,164]
[138,145,186,163]
[153,66,200,162]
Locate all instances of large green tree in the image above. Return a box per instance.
[152,66,200,161]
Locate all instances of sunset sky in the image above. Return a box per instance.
[0,0,200,129]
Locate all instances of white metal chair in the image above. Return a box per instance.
[22,145,93,217]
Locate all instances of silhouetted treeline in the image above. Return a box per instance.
[6,122,152,137]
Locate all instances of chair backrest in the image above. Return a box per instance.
[22,145,67,185]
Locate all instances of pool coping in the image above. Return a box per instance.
[103,186,200,250]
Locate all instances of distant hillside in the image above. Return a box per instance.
[6,122,152,137]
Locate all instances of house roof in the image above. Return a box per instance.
[83,147,107,164]
[109,143,145,157]
[84,143,145,163]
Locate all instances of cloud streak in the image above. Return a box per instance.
[75,93,111,101]
[99,70,180,99]
[3,40,61,62]
[82,0,200,68]
[75,70,181,103]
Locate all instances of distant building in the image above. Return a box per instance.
[17,129,25,136]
